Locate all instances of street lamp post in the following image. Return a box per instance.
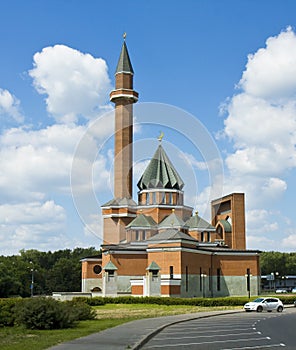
[245,269,252,299]
[29,261,36,297]
[30,268,34,297]
[201,273,207,298]
[282,276,287,290]
[268,272,279,291]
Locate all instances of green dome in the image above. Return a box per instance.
[137,144,184,190]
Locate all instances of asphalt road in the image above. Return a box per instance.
[142,307,296,350]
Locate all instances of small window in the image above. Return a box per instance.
[170,266,174,279]
[201,232,204,242]
[93,265,102,275]
[152,270,158,277]
[199,267,202,291]
[217,268,221,291]
[142,231,146,240]
[185,266,188,292]
[152,192,156,204]
[146,193,150,205]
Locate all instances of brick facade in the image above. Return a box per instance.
[81,41,261,298]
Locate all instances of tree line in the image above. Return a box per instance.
[0,249,295,298]
[0,247,100,298]
[260,251,296,276]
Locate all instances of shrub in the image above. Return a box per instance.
[0,298,22,327]
[67,299,96,320]
[15,297,93,329]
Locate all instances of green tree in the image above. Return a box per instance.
[260,251,296,276]
[0,247,100,297]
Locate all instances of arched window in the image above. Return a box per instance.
[217,225,223,240]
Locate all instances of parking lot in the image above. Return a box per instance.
[142,307,296,349]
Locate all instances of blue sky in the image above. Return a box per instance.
[1,0,296,255]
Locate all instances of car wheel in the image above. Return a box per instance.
[257,306,263,312]
[277,306,283,312]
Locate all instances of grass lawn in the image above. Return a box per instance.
[0,304,241,350]
[0,318,134,350]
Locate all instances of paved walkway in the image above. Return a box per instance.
[48,309,243,350]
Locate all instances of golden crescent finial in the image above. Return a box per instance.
[158,131,164,142]
[123,32,127,40]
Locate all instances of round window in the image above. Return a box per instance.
[93,264,102,275]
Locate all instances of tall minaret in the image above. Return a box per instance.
[110,35,138,199]
[102,36,138,244]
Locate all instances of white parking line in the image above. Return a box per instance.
[167,323,255,330]
[144,336,271,348]
[221,343,286,349]
[155,331,260,341]
[159,327,254,336]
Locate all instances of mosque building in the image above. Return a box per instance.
[81,39,260,298]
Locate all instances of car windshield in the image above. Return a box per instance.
[253,298,264,303]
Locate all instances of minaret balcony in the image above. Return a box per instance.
[110,89,139,103]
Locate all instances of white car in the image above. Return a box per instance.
[244,297,284,312]
[275,288,288,293]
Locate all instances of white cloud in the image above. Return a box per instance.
[0,201,65,225]
[0,201,67,255]
[29,45,112,123]
[246,235,276,251]
[0,117,115,254]
[0,88,24,123]
[247,209,279,233]
[0,125,82,202]
[223,27,296,180]
[218,27,296,251]
[239,26,296,101]
[282,234,296,249]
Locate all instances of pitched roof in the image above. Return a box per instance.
[116,41,134,74]
[146,261,161,271]
[146,228,197,243]
[137,144,184,190]
[103,261,118,270]
[101,197,137,207]
[186,213,215,231]
[158,211,186,229]
[126,213,157,229]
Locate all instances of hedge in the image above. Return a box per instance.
[76,295,296,307]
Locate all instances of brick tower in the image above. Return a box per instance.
[101,37,138,244]
[110,37,138,198]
